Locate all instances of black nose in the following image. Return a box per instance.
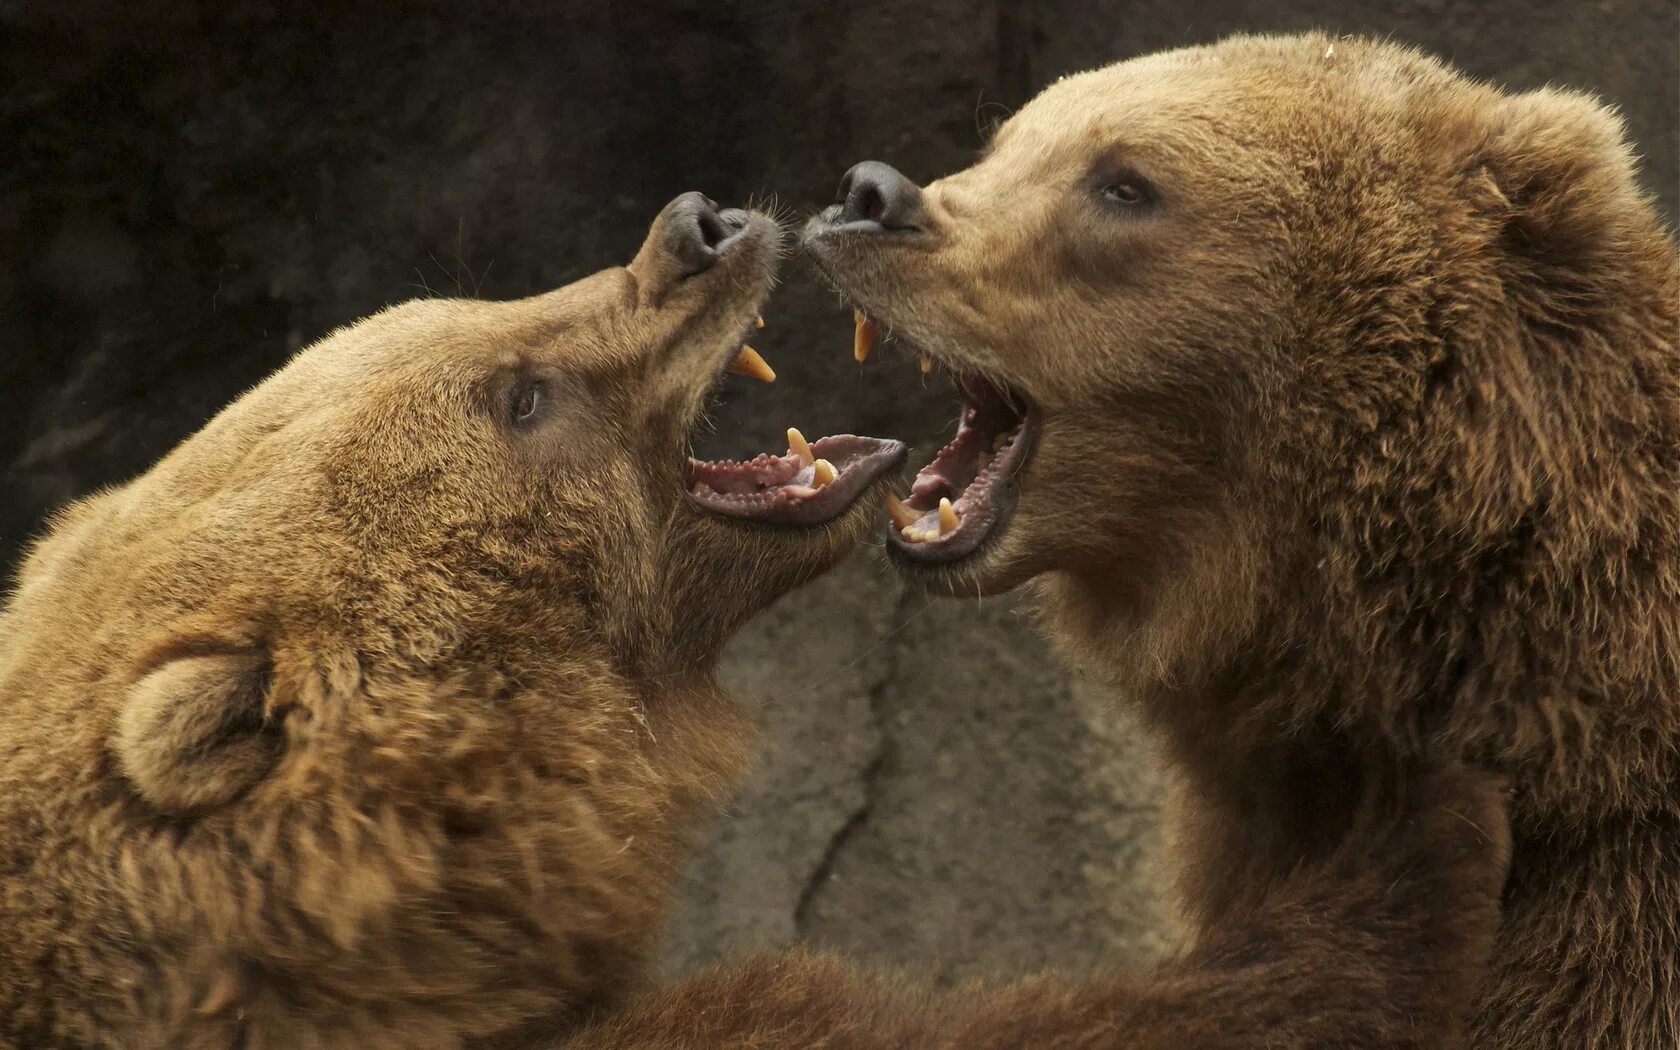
[665,191,745,276]
[835,161,924,231]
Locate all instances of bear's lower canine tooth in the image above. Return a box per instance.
[938,497,959,534]
[729,346,776,383]
[787,427,814,468]
[886,493,920,530]
[812,459,836,487]
[853,309,878,363]
[754,314,765,329]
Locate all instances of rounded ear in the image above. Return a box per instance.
[1478,86,1642,260]
[114,651,284,813]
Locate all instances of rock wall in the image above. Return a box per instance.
[2,0,1673,985]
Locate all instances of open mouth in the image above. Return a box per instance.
[688,429,908,526]
[684,318,907,527]
[850,312,1036,564]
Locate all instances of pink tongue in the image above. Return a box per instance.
[910,472,949,501]
[907,507,940,531]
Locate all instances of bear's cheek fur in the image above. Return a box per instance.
[868,190,1279,604]
[92,571,747,1043]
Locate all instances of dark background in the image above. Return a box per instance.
[4,0,1675,981]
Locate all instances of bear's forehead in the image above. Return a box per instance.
[302,274,640,381]
[1005,34,1456,163]
[61,273,652,561]
[985,73,1275,182]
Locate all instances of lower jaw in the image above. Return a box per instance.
[887,488,1016,567]
[886,523,1059,602]
[886,398,1036,568]
[884,529,1029,600]
[686,434,907,527]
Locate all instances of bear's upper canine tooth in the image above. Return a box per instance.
[853,309,878,363]
[885,493,920,530]
[754,314,765,329]
[919,354,933,374]
[938,497,959,535]
[729,346,776,383]
[787,427,815,468]
[812,459,836,488]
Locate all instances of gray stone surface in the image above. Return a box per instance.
[2,0,1673,989]
[669,556,1174,981]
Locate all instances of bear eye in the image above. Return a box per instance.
[1101,179,1151,207]
[509,379,544,426]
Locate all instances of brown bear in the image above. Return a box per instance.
[800,32,1680,1050]
[561,760,1510,1049]
[0,192,910,1049]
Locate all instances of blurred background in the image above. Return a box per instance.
[3,0,1675,984]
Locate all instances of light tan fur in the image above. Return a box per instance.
[0,199,892,1048]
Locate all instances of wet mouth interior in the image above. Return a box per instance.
[852,311,1032,560]
[685,319,905,527]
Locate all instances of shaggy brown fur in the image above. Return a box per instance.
[561,763,1510,1049]
[0,197,897,1048]
[804,33,1680,1049]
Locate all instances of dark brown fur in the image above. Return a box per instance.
[0,199,891,1048]
[805,34,1680,1048]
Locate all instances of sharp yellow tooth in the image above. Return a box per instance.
[853,309,878,363]
[787,427,815,468]
[900,525,926,542]
[919,354,933,374]
[754,314,765,329]
[938,497,959,535]
[886,493,920,530]
[812,459,836,488]
[728,345,776,383]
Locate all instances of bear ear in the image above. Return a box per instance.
[1476,86,1641,261]
[114,650,284,814]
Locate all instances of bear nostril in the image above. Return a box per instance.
[663,191,736,278]
[857,186,885,224]
[835,160,924,231]
[696,206,729,252]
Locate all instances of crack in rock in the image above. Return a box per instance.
[791,584,913,932]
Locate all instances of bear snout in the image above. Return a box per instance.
[833,160,926,232]
[629,191,762,305]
